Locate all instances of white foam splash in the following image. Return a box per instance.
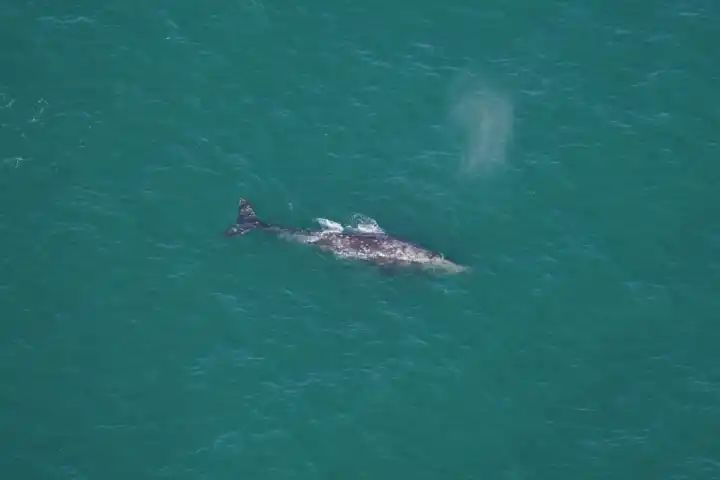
[349,214,385,234]
[314,218,343,232]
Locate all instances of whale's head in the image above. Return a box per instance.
[425,255,469,274]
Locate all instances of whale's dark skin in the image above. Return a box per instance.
[225,198,466,273]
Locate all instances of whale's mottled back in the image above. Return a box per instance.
[225,198,466,274]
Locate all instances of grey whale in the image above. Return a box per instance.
[225,198,467,274]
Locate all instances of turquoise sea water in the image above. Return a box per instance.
[2,1,719,478]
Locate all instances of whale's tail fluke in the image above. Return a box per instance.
[225,198,265,236]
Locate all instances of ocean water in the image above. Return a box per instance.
[2,1,719,478]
